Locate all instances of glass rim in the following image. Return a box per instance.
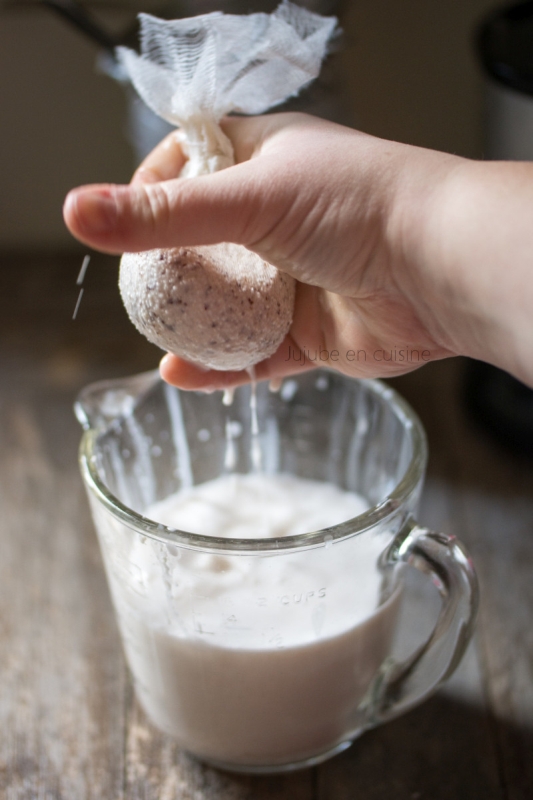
[79,375,428,553]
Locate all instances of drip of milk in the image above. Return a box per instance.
[222,387,235,406]
[109,473,402,767]
[248,378,262,472]
[221,368,262,472]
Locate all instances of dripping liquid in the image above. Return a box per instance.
[222,368,262,475]
[246,366,262,473]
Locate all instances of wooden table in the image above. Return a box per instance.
[1,252,532,799]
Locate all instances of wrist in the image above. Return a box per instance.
[390,151,533,384]
[418,160,533,385]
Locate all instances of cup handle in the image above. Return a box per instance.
[366,516,479,726]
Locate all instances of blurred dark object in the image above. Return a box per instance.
[466,2,533,458]
[463,361,533,459]
[40,0,123,52]
[476,0,533,159]
[477,0,533,96]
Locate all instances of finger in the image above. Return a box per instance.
[220,112,318,164]
[131,131,187,185]
[131,113,307,185]
[131,115,271,187]
[160,333,315,391]
[220,113,291,163]
[130,114,289,185]
[62,113,314,254]
[62,157,285,255]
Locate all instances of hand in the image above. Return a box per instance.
[63,113,533,390]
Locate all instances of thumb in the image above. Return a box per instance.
[62,160,279,255]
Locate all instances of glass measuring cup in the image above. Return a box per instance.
[75,370,478,774]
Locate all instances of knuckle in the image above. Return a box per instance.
[140,183,173,242]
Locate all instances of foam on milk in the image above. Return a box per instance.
[111,473,401,767]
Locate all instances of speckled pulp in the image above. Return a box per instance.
[119,244,295,371]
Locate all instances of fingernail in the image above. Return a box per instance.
[66,188,117,234]
[160,353,174,370]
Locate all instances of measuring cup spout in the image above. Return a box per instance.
[74,370,160,431]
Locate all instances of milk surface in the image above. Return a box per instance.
[111,473,400,768]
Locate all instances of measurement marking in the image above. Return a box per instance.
[77,254,90,285]
[72,288,84,320]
